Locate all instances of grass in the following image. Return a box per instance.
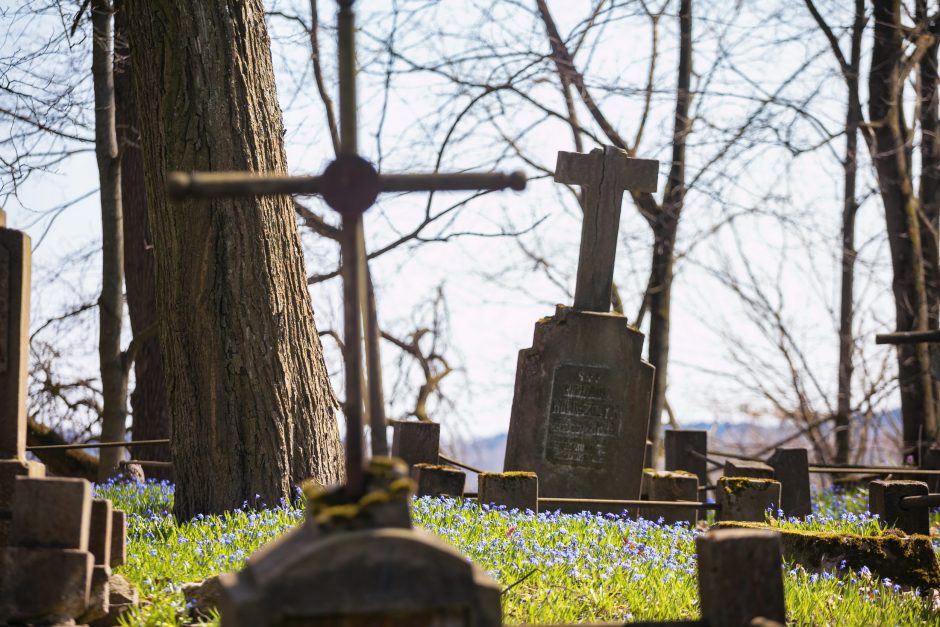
[95,480,940,626]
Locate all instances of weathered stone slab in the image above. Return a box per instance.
[664,429,708,485]
[0,546,93,624]
[723,459,774,480]
[89,574,138,627]
[767,448,811,518]
[78,564,112,624]
[411,464,465,498]
[715,521,940,590]
[696,529,786,627]
[0,225,31,460]
[12,477,92,550]
[869,480,929,536]
[717,477,781,523]
[390,421,439,468]
[505,305,653,501]
[478,472,538,512]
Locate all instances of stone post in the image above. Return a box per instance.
[110,509,127,568]
[390,421,440,468]
[478,472,538,513]
[0,212,45,544]
[697,528,786,626]
[767,448,812,518]
[717,477,781,522]
[79,499,114,622]
[869,480,929,535]
[412,464,465,498]
[723,459,774,479]
[0,477,94,624]
[664,429,707,485]
[645,470,699,525]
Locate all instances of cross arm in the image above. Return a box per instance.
[555,146,658,193]
[875,330,940,345]
[167,169,526,200]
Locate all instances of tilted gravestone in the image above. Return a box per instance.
[504,147,658,501]
[0,209,46,544]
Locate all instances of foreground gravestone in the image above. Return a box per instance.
[220,458,501,626]
[0,209,46,544]
[504,147,658,502]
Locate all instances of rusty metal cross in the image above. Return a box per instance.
[167,0,525,495]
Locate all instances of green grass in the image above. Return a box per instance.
[95,481,940,626]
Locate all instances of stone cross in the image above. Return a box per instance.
[555,146,658,312]
[168,0,525,495]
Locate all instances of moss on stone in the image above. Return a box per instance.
[413,463,462,473]
[479,471,537,479]
[721,477,778,495]
[714,521,940,589]
[646,469,696,479]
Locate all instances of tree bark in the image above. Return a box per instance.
[113,0,172,478]
[646,0,692,455]
[834,0,865,465]
[126,0,343,518]
[869,0,937,461]
[92,0,128,482]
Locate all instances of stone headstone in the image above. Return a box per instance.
[219,458,501,626]
[12,477,91,550]
[644,470,699,525]
[504,147,659,503]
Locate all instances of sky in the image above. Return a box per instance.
[1,1,901,450]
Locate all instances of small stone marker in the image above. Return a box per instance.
[478,472,538,512]
[723,459,774,480]
[644,470,699,525]
[411,463,465,498]
[697,529,787,627]
[767,448,811,518]
[504,147,659,503]
[869,479,929,535]
[220,458,501,626]
[390,420,440,468]
[664,429,708,486]
[110,509,127,568]
[0,211,45,544]
[717,477,781,523]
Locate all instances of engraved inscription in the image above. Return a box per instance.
[0,243,8,374]
[544,364,623,468]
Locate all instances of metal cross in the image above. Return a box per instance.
[167,0,525,496]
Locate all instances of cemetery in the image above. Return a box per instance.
[5,0,940,626]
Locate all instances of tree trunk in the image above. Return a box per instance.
[92,0,128,482]
[647,0,692,455]
[869,0,936,461]
[113,1,172,478]
[125,0,343,518]
[834,0,865,465]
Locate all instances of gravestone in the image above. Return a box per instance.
[767,448,811,517]
[504,147,658,501]
[219,458,501,626]
[0,208,46,544]
[664,429,708,485]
